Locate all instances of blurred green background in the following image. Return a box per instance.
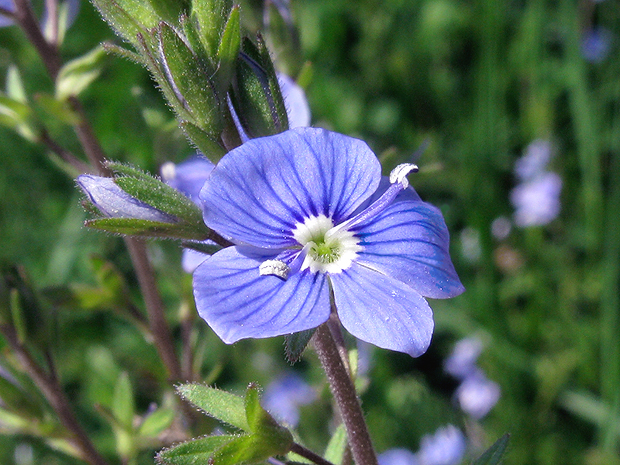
[1,0,620,464]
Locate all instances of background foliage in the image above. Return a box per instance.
[1,0,620,464]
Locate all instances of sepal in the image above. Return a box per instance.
[56,46,107,100]
[230,36,289,139]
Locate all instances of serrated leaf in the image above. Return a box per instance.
[138,407,175,438]
[323,425,347,465]
[156,435,234,465]
[176,384,250,431]
[113,372,135,429]
[471,434,510,465]
[285,329,316,364]
[56,47,106,100]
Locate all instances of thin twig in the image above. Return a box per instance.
[12,0,61,78]
[290,442,337,465]
[39,130,92,174]
[0,324,109,465]
[124,238,183,381]
[313,323,378,465]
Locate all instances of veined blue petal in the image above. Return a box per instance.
[193,246,331,343]
[331,263,434,357]
[76,175,176,222]
[353,200,464,299]
[200,128,381,248]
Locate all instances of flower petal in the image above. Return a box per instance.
[330,263,434,357]
[353,200,464,299]
[200,128,381,248]
[193,246,331,343]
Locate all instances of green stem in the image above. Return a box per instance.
[313,323,377,465]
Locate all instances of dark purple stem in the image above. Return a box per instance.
[313,323,378,465]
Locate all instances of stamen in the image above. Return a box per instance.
[259,259,291,279]
[389,163,419,188]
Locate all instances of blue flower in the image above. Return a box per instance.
[510,172,562,227]
[379,448,420,465]
[76,175,176,223]
[193,127,463,357]
[455,370,500,420]
[417,425,466,465]
[262,373,316,427]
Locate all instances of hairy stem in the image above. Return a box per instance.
[0,324,109,465]
[290,442,336,465]
[313,323,377,465]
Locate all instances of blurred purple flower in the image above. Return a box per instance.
[0,0,15,28]
[379,448,420,465]
[193,127,464,356]
[582,27,612,64]
[161,156,216,272]
[443,337,483,380]
[418,425,466,465]
[510,171,562,227]
[76,175,176,223]
[455,371,500,420]
[514,139,552,182]
[277,73,311,128]
[262,373,316,427]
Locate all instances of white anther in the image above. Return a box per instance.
[160,162,176,182]
[259,259,291,279]
[389,163,419,188]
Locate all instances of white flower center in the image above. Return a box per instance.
[292,214,362,274]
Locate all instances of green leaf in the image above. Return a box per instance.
[179,121,227,161]
[156,435,234,465]
[113,372,135,429]
[176,383,250,431]
[138,407,175,438]
[6,65,27,103]
[56,47,106,100]
[157,22,222,131]
[323,425,347,465]
[215,6,241,93]
[211,434,274,465]
[471,434,510,465]
[244,384,293,455]
[90,0,156,45]
[230,36,289,139]
[34,93,80,125]
[85,217,209,241]
[192,0,233,57]
[0,93,37,141]
[113,174,204,225]
[284,329,316,364]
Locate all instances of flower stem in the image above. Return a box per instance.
[290,442,336,465]
[313,323,378,465]
[124,238,183,381]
